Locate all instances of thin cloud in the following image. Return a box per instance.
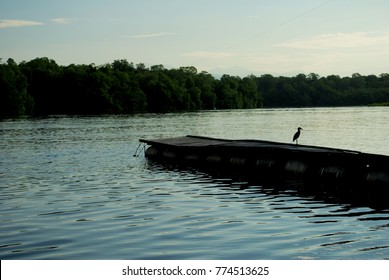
[0,19,43,28]
[183,51,236,59]
[125,32,176,39]
[50,18,75,24]
[278,32,389,50]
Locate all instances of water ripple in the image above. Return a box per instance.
[2,110,389,259]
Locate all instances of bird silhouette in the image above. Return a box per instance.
[293,127,302,145]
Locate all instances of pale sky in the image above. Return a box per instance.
[1,0,389,77]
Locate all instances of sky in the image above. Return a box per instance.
[1,0,389,77]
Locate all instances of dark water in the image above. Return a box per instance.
[1,107,389,259]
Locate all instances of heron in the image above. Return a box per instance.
[293,127,302,145]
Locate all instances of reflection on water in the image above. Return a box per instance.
[141,161,389,259]
[1,107,389,259]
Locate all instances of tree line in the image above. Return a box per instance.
[1,57,389,117]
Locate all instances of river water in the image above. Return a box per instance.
[1,107,389,259]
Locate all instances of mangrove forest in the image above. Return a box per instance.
[1,57,389,117]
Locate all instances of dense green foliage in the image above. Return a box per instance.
[1,57,389,116]
[259,73,389,107]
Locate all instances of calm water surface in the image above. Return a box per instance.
[1,107,389,259]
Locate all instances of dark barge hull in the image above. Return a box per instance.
[139,135,389,208]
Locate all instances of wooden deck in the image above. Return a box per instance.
[140,135,361,154]
[140,135,231,147]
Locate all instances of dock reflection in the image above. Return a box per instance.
[145,160,389,210]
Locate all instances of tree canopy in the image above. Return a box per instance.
[1,57,389,117]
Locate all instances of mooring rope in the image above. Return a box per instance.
[133,143,146,157]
